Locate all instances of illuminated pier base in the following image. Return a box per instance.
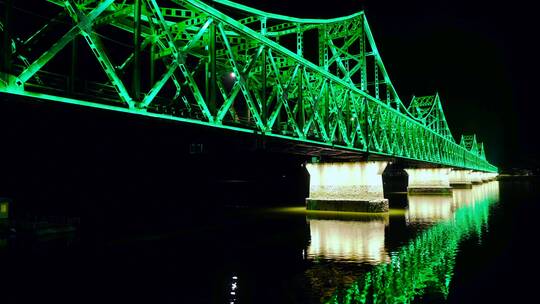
[470,171,484,184]
[481,172,498,182]
[405,168,452,195]
[449,169,473,189]
[306,161,388,212]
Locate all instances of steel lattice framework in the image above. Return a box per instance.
[0,0,497,172]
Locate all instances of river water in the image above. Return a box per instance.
[1,179,538,303]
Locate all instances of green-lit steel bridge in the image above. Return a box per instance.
[0,0,497,172]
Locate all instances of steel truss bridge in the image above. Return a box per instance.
[0,0,497,172]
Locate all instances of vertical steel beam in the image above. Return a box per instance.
[296,27,303,57]
[359,17,367,91]
[261,17,267,124]
[208,22,217,115]
[318,25,326,70]
[365,99,370,152]
[205,1,217,115]
[205,44,209,110]
[374,62,379,99]
[386,84,391,105]
[298,67,304,130]
[1,0,13,83]
[297,27,304,130]
[150,40,155,85]
[133,0,142,101]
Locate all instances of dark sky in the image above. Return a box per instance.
[234,0,539,169]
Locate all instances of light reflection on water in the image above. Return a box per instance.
[307,182,501,266]
[406,181,501,227]
[307,218,390,264]
[0,179,504,304]
[323,181,501,304]
[406,195,454,225]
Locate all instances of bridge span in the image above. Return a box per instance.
[0,0,497,212]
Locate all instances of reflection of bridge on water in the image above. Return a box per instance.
[307,181,500,266]
[307,216,390,265]
[304,181,500,304]
[406,181,500,225]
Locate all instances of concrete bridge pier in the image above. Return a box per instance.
[481,172,498,182]
[306,161,388,212]
[405,168,452,195]
[469,171,484,184]
[449,169,473,189]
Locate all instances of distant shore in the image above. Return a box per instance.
[496,174,540,179]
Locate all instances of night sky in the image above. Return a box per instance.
[235,0,539,169]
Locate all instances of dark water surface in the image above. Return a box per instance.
[1,179,539,303]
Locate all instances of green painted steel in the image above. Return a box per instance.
[0,0,497,172]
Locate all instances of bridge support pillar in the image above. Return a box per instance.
[469,171,484,184]
[405,168,452,195]
[481,172,498,182]
[449,169,473,189]
[306,161,388,213]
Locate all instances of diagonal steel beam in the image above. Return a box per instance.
[16,0,114,85]
[217,23,264,130]
[181,18,212,52]
[146,0,214,121]
[141,62,179,108]
[64,0,134,108]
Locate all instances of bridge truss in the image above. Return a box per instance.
[0,0,497,172]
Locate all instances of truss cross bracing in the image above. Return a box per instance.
[0,0,497,172]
